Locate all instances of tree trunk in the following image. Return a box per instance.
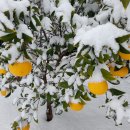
[46,101,53,121]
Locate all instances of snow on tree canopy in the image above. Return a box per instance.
[74,22,128,56]
[55,0,75,23]
[0,0,130,129]
[0,0,30,15]
[103,0,130,30]
[0,12,14,30]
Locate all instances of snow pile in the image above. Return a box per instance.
[103,0,130,30]
[0,0,30,15]
[74,22,128,56]
[17,24,33,39]
[45,84,57,95]
[55,0,74,23]
[41,17,52,31]
[73,14,88,29]
[96,9,111,24]
[103,0,125,23]
[1,44,20,64]
[42,0,51,14]
[106,97,130,125]
[50,36,65,45]
[0,12,14,30]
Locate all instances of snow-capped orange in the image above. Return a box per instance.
[0,68,6,75]
[88,81,108,95]
[69,102,84,111]
[119,52,130,60]
[17,124,30,130]
[110,66,128,78]
[8,61,32,77]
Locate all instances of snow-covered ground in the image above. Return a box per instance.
[0,79,130,130]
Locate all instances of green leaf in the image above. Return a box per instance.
[71,0,75,5]
[47,64,53,71]
[22,33,33,43]
[75,90,82,99]
[89,92,96,98]
[123,101,129,107]
[81,93,91,101]
[13,10,19,25]
[62,101,69,111]
[0,32,16,42]
[116,34,130,44]
[32,15,41,26]
[87,65,95,77]
[11,121,19,130]
[34,118,38,123]
[64,33,75,41]
[119,45,130,54]
[4,11,10,19]
[75,57,83,67]
[121,0,130,9]
[66,72,74,76]
[68,44,75,52]
[47,93,51,102]
[83,56,91,64]
[78,85,85,92]
[30,21,37,31]
[103,54,110,62]
[101,69,116,81]
[98,53,104,63]
[58,81,69,88]
[47,48,53,56]
[109,88,125,96]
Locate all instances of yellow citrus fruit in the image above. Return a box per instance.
[8,61,32,77]
[119,52,130,60]
[0,69,6,75]
[88,81,108,95]
[69,102,84,111]
[110,66,128,77]
[0,90,8,96]
[17,124,30,130]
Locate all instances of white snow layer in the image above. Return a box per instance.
[17,24,33,39]
[103,0,130,30]
[0,0,30,15]
[55,0,74,23]
[74,22,128,56]
[41,17,52,31]
[0,12,14,30]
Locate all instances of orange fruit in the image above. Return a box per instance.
[110,66,128,77]
[17,124,30,130]
[8,61,32,77]
[69,102,84,111]
[0,90,9,96]
[88,81,108,95]
[0,68,6,75]
[119,52,130,60]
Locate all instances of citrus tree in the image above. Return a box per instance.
[0,0,130,129]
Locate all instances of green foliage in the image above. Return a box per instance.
[119,45,130,54]
[58,81,69,89]
[109,88,125,96]
[116,34,130,44]
[101,69,116,81]
[87,65,95,78]
[121,0,130,9]
[0,32,16,42]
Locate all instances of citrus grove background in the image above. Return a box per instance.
[0,0,130,130]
